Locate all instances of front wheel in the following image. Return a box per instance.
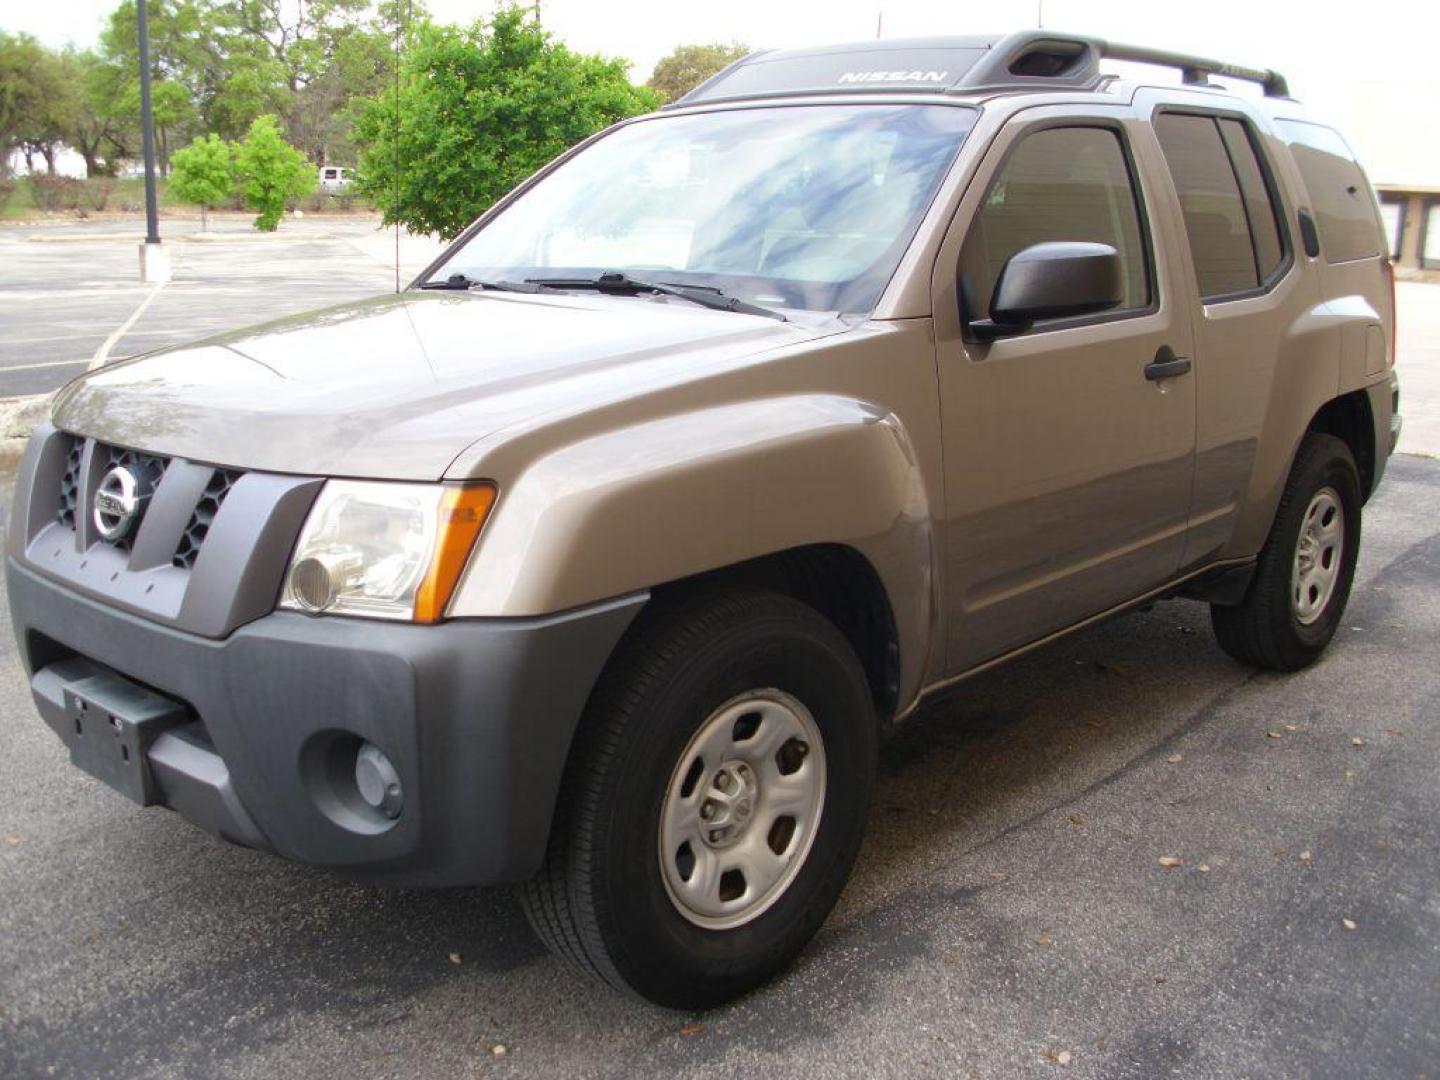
[1211,432,1362,670]
[520,587,876,1009]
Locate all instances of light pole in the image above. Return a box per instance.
[136,0,170,282]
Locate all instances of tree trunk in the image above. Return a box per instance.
[200,204,208,232]
[42,145,57,175]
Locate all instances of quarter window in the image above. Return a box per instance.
[959,125,1150,326]
[1275,119,1382,264]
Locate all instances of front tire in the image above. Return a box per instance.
[520,586,876,1009]
[1211,432,1362,670]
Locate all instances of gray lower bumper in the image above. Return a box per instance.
[8,557,644,886]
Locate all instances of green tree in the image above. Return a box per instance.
[0,33,72,176]
[646,42,747,104]
[232,114,314,230]
[99,0,217,164]
[352,6,658,239]
[169,132,233,230]
[63,49,134,177]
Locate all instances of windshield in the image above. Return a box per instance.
[430,104,977,314]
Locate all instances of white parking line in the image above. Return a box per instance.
[89,280,167,370]
[1,357,92,373]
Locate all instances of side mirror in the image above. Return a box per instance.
[971,241,1123,341]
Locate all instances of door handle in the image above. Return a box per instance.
[1144,347,1191,381]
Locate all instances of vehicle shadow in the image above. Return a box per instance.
[6,595,1250,1078]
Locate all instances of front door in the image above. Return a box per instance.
[931,108,1198,673]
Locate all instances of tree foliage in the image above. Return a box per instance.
[232,114,314,230]
[352,7,659,239]
[169,132,233,229]
[0,33,70,176]
[646,42,748,104]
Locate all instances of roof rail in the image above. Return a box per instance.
[1097,39,1289,98]
[671,31,1291,108]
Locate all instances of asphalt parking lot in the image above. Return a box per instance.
[0,221,1437,1078]
[0,215,445,397]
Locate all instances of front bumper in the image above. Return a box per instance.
[8,557,643,886]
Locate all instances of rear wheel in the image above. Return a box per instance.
[1211,433,1362,670]
[520,586,876,1009]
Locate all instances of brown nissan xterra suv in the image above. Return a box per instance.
[7,33,1401,1007]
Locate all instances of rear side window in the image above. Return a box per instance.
[1217,119,1284,279]
[1275,119,1382,264]
[960,125,1150,323]
[1154,113,1286,299]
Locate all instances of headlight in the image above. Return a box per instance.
[281,480,496,622]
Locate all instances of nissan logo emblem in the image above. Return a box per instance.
[93,466,149,542]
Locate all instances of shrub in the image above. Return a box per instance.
[27,174,79,213]
[0,177,15,214]
[82,178,116,211]
[169,133,235,231]
[232,115,315,231]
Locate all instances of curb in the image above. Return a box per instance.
[0,392,49,474]
[25,230,339,244]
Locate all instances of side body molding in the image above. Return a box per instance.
[448,394,935,706]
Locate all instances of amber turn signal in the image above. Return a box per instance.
[413,483,497,623]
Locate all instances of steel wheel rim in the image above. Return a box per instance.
[658,689,827,931]
[1291,486,1344,626]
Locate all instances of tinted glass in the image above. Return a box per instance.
[435,104,977,314]
[1154,113,1257,297]
[959,126,1149,322]
[1426,203,1440,268]
[1218,118,1285,280]
[1275,119,1382,263]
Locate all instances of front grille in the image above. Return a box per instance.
[56,435,82,528]
[173,468,242,570]
[97,444,169,553]
[52,434,244,570]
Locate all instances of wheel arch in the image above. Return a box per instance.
[1306,388,1377,500]
[653,544,903,723]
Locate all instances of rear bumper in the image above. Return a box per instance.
[7,557,643,886]
[1364,373,1400,498]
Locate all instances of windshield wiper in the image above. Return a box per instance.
[524,272,788,322]
[419,273,541,293]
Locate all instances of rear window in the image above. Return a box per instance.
[1275,119,1382,263]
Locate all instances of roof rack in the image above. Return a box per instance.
[673,31,1290,108]
[1099,39,1289,98]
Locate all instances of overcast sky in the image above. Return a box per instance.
[8,0,1436,184]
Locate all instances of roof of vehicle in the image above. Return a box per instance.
[673,31,1290,109]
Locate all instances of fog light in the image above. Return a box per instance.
[354,742,404,819]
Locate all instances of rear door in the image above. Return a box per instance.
[931,106,1197,674]
[1142,97,1314,566]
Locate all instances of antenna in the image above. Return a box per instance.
[876,8,883,38]
[1037,0,1044,28]
[392,0,411,294]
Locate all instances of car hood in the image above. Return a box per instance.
[52,291,840,480]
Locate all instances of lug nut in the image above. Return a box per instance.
[700,801,715,820]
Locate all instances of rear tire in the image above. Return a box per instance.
[1211,432,1362,670]
[520,586,876,1009]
